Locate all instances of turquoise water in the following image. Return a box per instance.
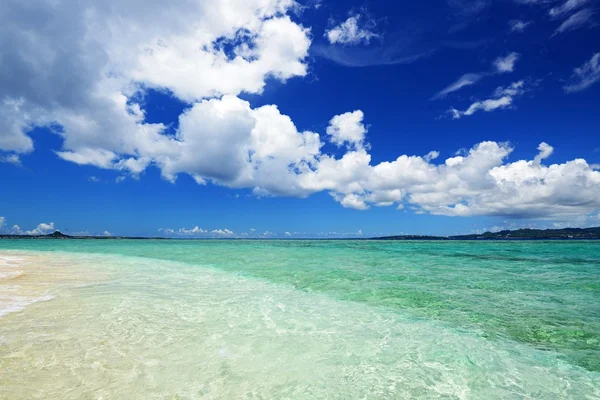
[1,240,599,398]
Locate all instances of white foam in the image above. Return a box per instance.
[0,255,26,264]
[0,293,54,318]
[0,252,53,318]
[0,270,24,280]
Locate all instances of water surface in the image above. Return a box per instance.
[1,240,599,398]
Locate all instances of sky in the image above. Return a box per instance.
[0,0,599,238]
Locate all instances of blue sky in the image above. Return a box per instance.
[0,0,599,237]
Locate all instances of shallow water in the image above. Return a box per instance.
[0,240,599,399]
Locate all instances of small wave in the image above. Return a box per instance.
[0,255,26,265]
[0,270,24,281]
[0,294,54,319]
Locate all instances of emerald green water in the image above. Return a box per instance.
[1,240,599,398]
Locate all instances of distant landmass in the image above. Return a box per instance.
[0,227,599,240]
[0,231,166,240]
[374,227,600,240]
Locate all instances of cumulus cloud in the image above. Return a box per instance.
[312,140,600,219]
[159,226,235,236]
[179,226,208,235]
[24,222,55,235]
[494,53,520,73]
[11,225,21,234]
[212,229,234,235]
[564,53,600,92]
[1,0,599,222]
[326,110,367,147]
[0,0,310,166]
[508,20,533,32]
[553,8,595,35]
[450,81,525,119]
[0,216,5,229]
[533,142,554,164]
[325,14,379,45]
[103,231,112,236]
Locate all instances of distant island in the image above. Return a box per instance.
[1,227,600,240]
[0,231,167,240]
[374,227,600,240]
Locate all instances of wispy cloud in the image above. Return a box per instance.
[312,43,434,67]
[494,52,520,73]
[549,0,589,18]
[448,0,491,17]
[450,81,526,119]
[0,154,21,165]
[446,0,492,32]
[508,19,533,32]
[553,8,595,35]
[564,52,600,92]
[432,53,520,99]
[432,73,485,99]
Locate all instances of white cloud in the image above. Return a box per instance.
[532,142,554,165]
[451,81,525,119]
[0,216,5,229]
[11,225,21,234]
[424,151,440,162]
[179,226,208,235]
[0,153,21,165]
[549,0,589,18]
[160,226,237,236]
[553,8,595,35]
[493,53,520,73]
[291,136,594,219]
[212,229,234,235]
[432,73,484,99]
[88,176,100,183]
[432,52,519,99]
[564,53,600,93]
[325,14,379,45]
[1,1,598,223]
[0,0,310,165]
[284,231,292,236]
[25,222,55,235]
[508,20,532,32]
[103,230,112,236]
[326,110,367,147]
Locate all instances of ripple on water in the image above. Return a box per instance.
[0,251,599,399]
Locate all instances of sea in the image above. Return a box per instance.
[0,239,599,399]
